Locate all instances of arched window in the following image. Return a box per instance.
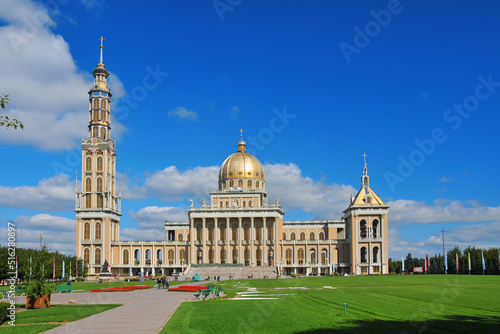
[255,222,262,240]
[208,223,214,241]
[97,178,103,192]
[220,201,224,208]
[360,247,367,263]
[247,180,252,188]
[244,248,250,266]
[373,246,379,263]
[95,222,101,240]
[243,223,250,241]
[298,248,304,265]
[100,128,106,139]
[232,248,238,264]
[93,127,98,138]
[238,179,243,187]
[145,249,152,264]
[372,219,379,238]
[256,181,260,188]
[134,249,140,264]
[286,248,292,264]
[310,249,316,263]
[229,180,234,187]
[220,248,226,264]
[319,232,325,240]
[225,201,229,208]
[179,249,186,263]
[123,249,129,265]
[267,223,273,240]
[85,194,91,208]
[208,248,214,263]
[85,178,92,191]
[282,232,286,240]
[360,220,367,239]
[93,99,99,108]
[291,232,296,240]
[310,232,315,240]
[220,223,226,241]
[95,248,101,264]
[97,157,103,171]
[168,250,174,265]
[232,223,238,241]
[157,249,163,265]
[256,248,262,266]
[243,201,246,208]
[321,249,327,264]
[97,194,103,208]
[84,222,90,239]
[300,232,305,240]
[101,99,107,109]
[86,157,92,171]
[178,233,183,241]
[84,248,90,264]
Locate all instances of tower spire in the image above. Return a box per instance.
[99,36,104,64]
[361,152,369,188]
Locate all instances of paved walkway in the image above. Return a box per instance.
[16,286,196,334]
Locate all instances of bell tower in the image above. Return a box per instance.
[75,37,121,276]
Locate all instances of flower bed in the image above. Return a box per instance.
[91,286,151,292]
[168,285,207,292]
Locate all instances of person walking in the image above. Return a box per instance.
[161,276,165,289]
[157,276,161,289]
[166,276,170,290]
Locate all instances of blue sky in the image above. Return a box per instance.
[0,0,499,258]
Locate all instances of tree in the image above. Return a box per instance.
[26,236,54,304]
[0,94,24,129]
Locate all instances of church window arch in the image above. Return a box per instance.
[243,223,250,241]
[208,223,214,241]
[256,181,260,188]
[372,219,379,238]
[220,248,226,264]
[157,249,163,264]
[208,248,214,263]
[360,220,367,239]
[86,157,92,171]
[319,232,325,240]
[101,100,107,109]
[360,246,367,263]
[286,248,292,265]
[92,127,98,138]
[97,194,103,208]
[310,232,315,240]
[373,246,379,263]
[310,249,316,263]
[243,201,246,208]
[134,249,140,264]
[238,180,243,187]
[220,223,226,241]
[84,248,90,264]
[179,249,186,263]
[282,232,286,240]
[267,222,273,240]
[97,178,103,192]
[100,127,106,139]
[168,249,174,265]
[232,248,238,264]
[93,99,99,108]
[247,180,252,188]
[231,223,238,241]
[196,223,202,241]
[225,201,229,208]
[220,201,223,208]
[85,194,91,208]
[178,233,183,241]
[97,157,103,171]
[95,248,101,264]
[229,180,234,188]
[298,248,304,265]
[84,222,90,240]
[123,249,129,265]
[255,222,262,240]
[95,222,101,240]
[85,178,92,192]
[290,232,296,240]
[321,249,328,264]
[145,249,152,264]
[300,232,305,240]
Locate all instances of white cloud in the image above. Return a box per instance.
[265,163,356,219]
[388,199,500,225]
[144,166,219,201]
[439,176,454,183]
[120,228,165,241]
[0,174,74,211]
[0,0,126,151]
[168,106,198,121]
[129,206,187,229]
[16,213,75,232]
[230,105,240,119]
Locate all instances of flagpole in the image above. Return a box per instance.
[468,252,471,276]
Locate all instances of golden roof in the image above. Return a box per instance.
[350,186,386,207]
[219,140,265,185]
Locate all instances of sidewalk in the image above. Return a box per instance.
[16,286,195,334]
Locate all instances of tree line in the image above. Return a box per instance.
[389,246,500,275]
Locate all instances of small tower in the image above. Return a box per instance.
[75,37,121,277]
[343,154,389,275]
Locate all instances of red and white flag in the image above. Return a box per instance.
[424,256,427,271]
[456,253,459,271]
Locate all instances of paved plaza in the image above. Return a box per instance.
[15,287,195,333]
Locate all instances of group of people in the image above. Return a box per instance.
[157,276,170,289]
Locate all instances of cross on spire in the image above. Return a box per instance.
[240,129,243,140]
[99,36,105,48]
[362,152,367,163]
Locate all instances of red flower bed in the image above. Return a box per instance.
[168,285,207,292]
[91,286,152,292]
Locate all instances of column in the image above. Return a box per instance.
[226,218,230,264]
[202,217,206,264]
[250,217,254,266]
[190,218,195,265]
[214,217,218,263]
[263,217,267,266]
[238,217,242,264]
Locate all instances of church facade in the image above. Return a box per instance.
[75,41,389,277]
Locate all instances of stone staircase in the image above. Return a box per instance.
[184,266,278,280]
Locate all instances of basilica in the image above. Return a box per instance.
[75,40,389,277]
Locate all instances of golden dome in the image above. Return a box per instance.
[219,139,265,190]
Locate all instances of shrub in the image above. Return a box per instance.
[0,302,10,325]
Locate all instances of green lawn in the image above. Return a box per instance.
[53,278,187,292]
[0,304,121,334]
[162,275,500,333]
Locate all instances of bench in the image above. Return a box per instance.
[201,289,212,299]
[194,291,202,299]
[56,285,74,293]
[216,287,225,296]
[15,286,26,296]
[1,289,7,299]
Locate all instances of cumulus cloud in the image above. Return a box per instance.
[265,163,356,219]
[0,174,74,211]
[144,166,219,201]
[388,199,500,225]
[168,106,198,121]
[129,206,187,229]
[0,0,126,151]
[120,228,165,241]
[439,176,454,183]
[16,213,75,232]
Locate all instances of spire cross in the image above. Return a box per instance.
[240,129,243,140]
[362,152,367,163]
[99,36,105,49]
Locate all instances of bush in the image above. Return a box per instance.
[0,302,10,325]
